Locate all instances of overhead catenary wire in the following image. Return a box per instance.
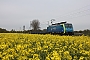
[59,5,90,17]
[40,5,90,29]
[57,5,90,20]
[59,9,90,19]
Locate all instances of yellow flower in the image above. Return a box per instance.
[0,33,90,60]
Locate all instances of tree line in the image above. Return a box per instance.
[74,29,90,36]
[0,27,90,35]
[0,19,90,36]
[0,19,46,33]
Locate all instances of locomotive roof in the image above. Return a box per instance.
[52,22,66,25]
[52,22,72,25]
[52,22,70,25]
[48,23,72,27]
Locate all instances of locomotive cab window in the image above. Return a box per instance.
[65,24,72,28]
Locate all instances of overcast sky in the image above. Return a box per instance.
[0,0,90,31]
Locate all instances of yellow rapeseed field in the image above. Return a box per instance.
[0,33,90,60]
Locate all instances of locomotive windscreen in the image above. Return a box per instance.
[65,24,73,28]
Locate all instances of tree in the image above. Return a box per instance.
[31,19,40,31]
[0,28,7,33]
[23,25,25,31]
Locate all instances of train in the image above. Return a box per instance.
[47,22,74,35]
[30,21,74,35]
